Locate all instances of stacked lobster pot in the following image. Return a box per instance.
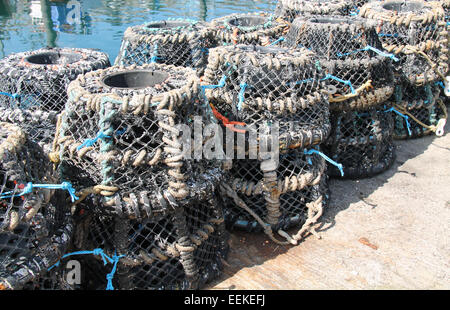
[49,64,229,290]
[211,12,290,47]
[359,0,448,138]
[439,0,450,104]
[0,48,110,154]
[0,123,73,290]
[202,45,331,245]
[284,16,396,179]
[115,19,215,76]
[275,0,353,22]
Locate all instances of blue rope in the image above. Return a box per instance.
[0,182,79,202]
[269,37,285,46]
[304,148,344,177]
[436,81,445,90]
[321,74,356,94]
[238,82,248,111]
[77,131,111,151]
[385,107,412,136]
[0,92,20,100]
[150,43,159,64]
[337,45,399,61]
[48,248,124,290]
[378,33,399,38]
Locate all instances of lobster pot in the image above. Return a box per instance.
[202,45,331,152]
[0,123,73,290]
[391,81,446,139]
[323,105,396,179]
[0,48,110,152]
[359,0,448,85]
[284,16,395,112]
[211,12,289,46]
[275,0,352,22]
[115,19,215,76]
[220,149,328,243]
[64,191,229,290]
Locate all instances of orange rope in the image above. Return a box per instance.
[209,102,247,134]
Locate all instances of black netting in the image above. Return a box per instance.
[0,123,73,290]
[323,105,396,179]
[203,44,331,151]
[211,12,289,46]
[391,80,446,139]
[284,15,395,111]
[61,192,228,290]
[359,0,448,85]
[221,149,327,233]
[0,48,110,151]
[275,0,352,22]
[115,19,215,76]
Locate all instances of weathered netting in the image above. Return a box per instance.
[275,0,352,22]
[202,45,331,151]
[211,12,289,46]
[284,16,395,111]
[61,191,229,290]
[115,19,215,76]
[220,150,328,245]
[323,105,396,179]
[0,123,73,290]
[0,48,110,151]
[51,63,229,289]
[359,0,449,85]
[391,80,446,139]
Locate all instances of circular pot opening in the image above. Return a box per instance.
[227,16,268,28]
[382,1,424,12]
[309,17,356,25]
[101,70,169,89]
[25,51,82,65]
[236,45,289,54]
[146,20,191,29]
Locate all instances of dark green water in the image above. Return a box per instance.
[0,0,277,61]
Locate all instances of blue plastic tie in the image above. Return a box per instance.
[337,45,398,62]
[269,37,285,46]
[321,74,356,94]
[77,131,110,151]
[106,252,125,291]
[436,81,445,90]
[0,182,79,202]
[385,107,412,136]
[202,74,227,90]
[304,148,344,177]
[238,82,248,111]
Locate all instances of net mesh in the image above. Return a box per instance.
[284,15,395,111]
[0,48,110,151]
[323,105,396,179]
[391,80,445,139]
[220,149,327,233]
[211,12,289,46]
[275,0,352,22]
[202,44,331,151]
[0,123,73,290]
[359,0,448,85]
[115,19,215,76]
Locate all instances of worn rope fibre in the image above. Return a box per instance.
[0,123,73,290]
[202,44,331,151]
[323,104,396,179]
[359,0,449,86]
[275,0,352,22]
[54,63,223,220]
[284,15,395,111]
[220,149,328,246]
[211,12,290,46]
[115,18,215,76]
